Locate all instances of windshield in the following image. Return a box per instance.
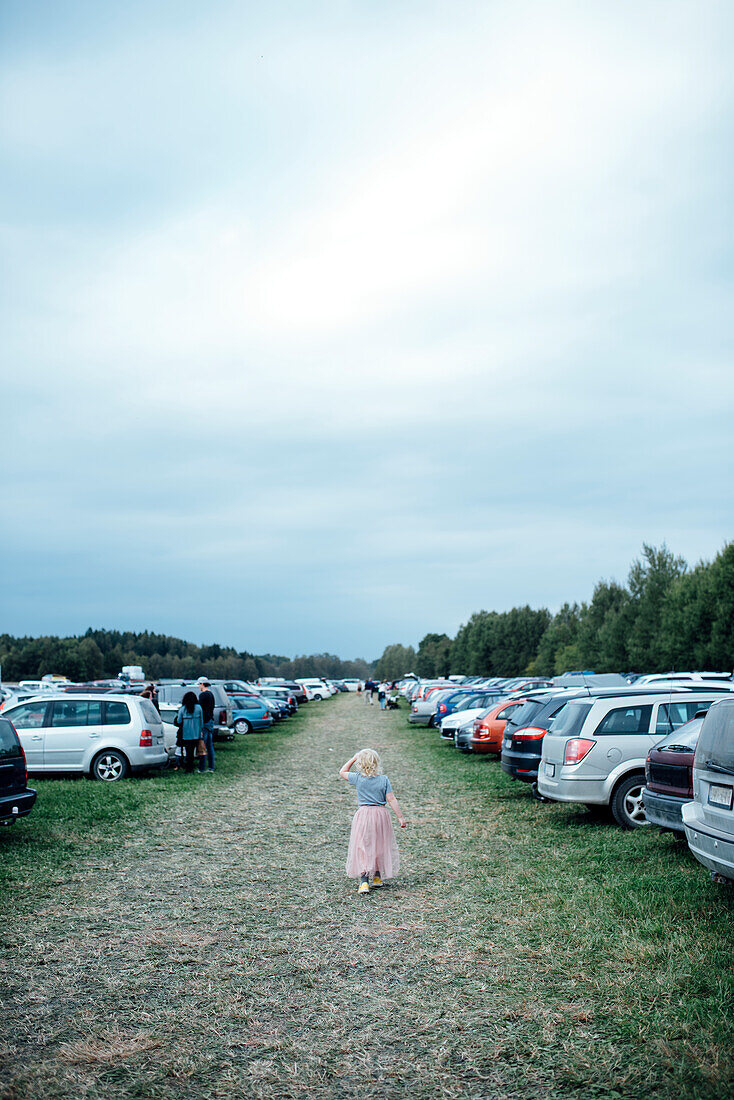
[695,701,734,771]
[549,701,594,738]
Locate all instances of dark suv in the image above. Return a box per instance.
[0,717,37,824]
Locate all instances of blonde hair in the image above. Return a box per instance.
[355,748,381,777]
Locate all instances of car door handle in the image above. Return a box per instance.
[88,732,100,738]
[31,735,43,741]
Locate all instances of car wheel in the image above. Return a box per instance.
[313,694,322,701]
[235,719,252,735]
[92,750,129,782]
[611,773,648,829]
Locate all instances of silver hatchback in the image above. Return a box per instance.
[537,688,729,828]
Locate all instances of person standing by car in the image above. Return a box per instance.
[176,691,204,774]
[198,679,216,774]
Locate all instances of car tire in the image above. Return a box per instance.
[313,694,322,701]
[91,750,129,782]
[611,773,648,829]
[235,719,252,735]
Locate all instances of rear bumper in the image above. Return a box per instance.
[682,801,734,878]
[501,747,541,780]
[470,737,500,754]
[536,771,607,804]
[0,787,37,821]
[641,788,688,832]
[407,713,432,726]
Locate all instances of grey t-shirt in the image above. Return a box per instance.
[349,771,392,806]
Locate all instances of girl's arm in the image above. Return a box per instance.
[387,791,407,827]
[339,754,358,781]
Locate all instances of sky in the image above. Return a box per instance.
[1,0,733,661]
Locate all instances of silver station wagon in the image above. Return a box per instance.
[537,688,730,828]
[3,693,168,781]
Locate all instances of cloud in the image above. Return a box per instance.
[1,0,733,655]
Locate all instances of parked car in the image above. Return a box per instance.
[683,698,734,883]
[642,713,708,833]
[2,693,168,781]
[408,687,461,727]
[469,698,529,754]
[229,695,275,734]
[500,691,583,782]
[296,679,332,701]
[0,717,37,824]
[156,683,233,739]
[537,688,728,828]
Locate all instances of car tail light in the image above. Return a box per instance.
[411,705,417,713]
[438,704,447,713]
[139,729,152,747]
[474,725,490,739]
[514,726,547,741]
[564,738,596,764]
[219,709,226,724]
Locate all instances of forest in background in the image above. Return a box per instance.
[2,543,732,684]
[373,542,734,679]
[0,630,371,684]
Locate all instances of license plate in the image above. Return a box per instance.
[544,762,555,777]
[708,784,733,809]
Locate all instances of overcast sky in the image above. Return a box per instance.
[2,0,733,661]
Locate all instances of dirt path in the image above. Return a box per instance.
[1,694,541,1099]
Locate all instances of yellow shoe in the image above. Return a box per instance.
[372,875,383,888]
[358,876,370,895]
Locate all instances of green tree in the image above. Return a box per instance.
[415,633,451,678]
[627,543,687,670]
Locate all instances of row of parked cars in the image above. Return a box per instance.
[399,671,734,886]
[0,674,344,823]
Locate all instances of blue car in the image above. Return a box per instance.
[230,695,274,735]
[434,689,505,723]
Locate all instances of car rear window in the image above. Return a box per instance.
[657,716,704,751]
[0,719,21,759]
[104,701,132,725]
[505,700,544,729]
[550,701,594,738]
[695,702,734,771]
[138,699,160,725]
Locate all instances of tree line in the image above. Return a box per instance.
[378,542,734,678]
[0,628,372,684]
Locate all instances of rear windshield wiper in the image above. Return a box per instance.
[705,761,734,777]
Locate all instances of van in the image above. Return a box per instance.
[682,698,734,883]
[537,688,730,828]
[2,694,167,781]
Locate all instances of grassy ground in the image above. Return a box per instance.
[1,694,733,1099]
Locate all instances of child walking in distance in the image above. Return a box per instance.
[339,748,406,894]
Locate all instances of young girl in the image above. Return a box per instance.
[339,748,406,894]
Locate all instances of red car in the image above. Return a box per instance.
[469,699,528,754]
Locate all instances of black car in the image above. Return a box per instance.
[500,692,582,784]
[0,717,37,825]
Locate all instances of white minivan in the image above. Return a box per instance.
[3,693,168,781]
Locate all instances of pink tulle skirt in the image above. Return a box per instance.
[345,805,400,880]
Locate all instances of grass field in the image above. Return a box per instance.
[1,693,733,1099]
